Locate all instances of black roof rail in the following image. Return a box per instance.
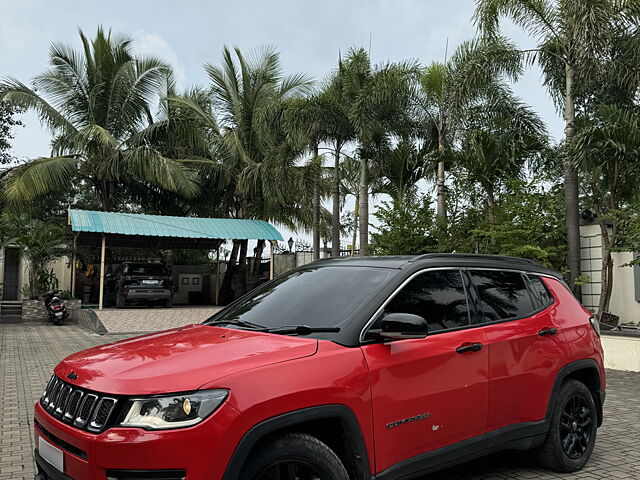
[409,253,540,265]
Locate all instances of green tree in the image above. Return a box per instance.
[457,89,547,226]
[571,105,640,315]
[418,37,522,220]
[345,48,419,255]
[1,28,198,211]
[172,46,313,302]
[371,190,438,255]
[0,96,23,165]
[474,0,640,293]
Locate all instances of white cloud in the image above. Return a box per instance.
[132,31,187,89]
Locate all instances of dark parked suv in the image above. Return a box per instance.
[109,262,173,308]
[35,254,604,479]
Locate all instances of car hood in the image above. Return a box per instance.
[54,324,318,395]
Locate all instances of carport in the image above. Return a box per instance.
[67,209,284,309]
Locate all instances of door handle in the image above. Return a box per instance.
[456,343,483,354]
[538,327,558,336]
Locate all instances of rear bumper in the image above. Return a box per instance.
[125,288,171,300]
[34,399,247,479]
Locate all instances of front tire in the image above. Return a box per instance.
[240,433,349,480]
[537,379,597,472]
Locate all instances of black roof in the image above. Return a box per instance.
[313,253,561,278]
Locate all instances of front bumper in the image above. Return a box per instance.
[34,399,247,479]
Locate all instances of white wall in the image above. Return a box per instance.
[602,335,640,372]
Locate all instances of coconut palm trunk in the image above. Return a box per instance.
[436,129,447,219]
[358,157,368,256]
[331,143,342,257]
[219,239,240,305]
[312,144,321,261]
[351,192,359,255]
[563,65,581,297]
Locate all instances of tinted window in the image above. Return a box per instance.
[385,270,470,332]
[207,266,391,333]
[470,270,534,322]
[527,275,554,308]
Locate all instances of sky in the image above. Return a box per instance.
[0,0,565,245]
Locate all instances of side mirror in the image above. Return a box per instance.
[380,313,428,340]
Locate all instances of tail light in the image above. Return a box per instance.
[589,316,601,337]
[52,305,63,311]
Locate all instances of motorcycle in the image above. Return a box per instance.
[43,290,69,325]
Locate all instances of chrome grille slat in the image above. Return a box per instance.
[40,376,118,433]
[63,390,84,423]
[88,397,117,432]
[54,385,73,417]
[74,393,98,428]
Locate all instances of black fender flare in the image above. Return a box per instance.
[222,404,371,480]
[546,358,604,426]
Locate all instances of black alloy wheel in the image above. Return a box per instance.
[560,394,593,459]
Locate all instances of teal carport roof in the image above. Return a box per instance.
[68,209,283,248]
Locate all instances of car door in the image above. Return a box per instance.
[466,270,565,434]
[360,269,489,473]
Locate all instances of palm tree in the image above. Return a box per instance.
[345,49,421,255]
[1,28,199,211]
[172,46,313,302]
[284,90,349,259]
[473,0,640,293]
[458,89,547,226]
[418,37,522,221]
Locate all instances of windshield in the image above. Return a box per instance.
[205,265,392,334]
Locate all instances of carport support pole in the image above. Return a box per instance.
[215,245,220,306]
[270,240,274,280]
[99,235,106,310]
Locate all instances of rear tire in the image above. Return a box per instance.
[163,298,173,308]
[536,379,597,472]
[239,433,349,480]
[116,292,126,309]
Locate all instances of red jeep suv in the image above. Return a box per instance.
[34,254,605,480]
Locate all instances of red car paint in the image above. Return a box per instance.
[34,258,605,480]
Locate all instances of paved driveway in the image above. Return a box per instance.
[1,323,638,479]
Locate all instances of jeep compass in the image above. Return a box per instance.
[34,254,605,480]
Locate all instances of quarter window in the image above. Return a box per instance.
[470,270,535,322]
[385,270,470,332]
[527,275,554,309]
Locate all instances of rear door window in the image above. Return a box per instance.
[469,270,535,322]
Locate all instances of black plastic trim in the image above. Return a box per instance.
[546,358,604,426]
[221,404,371,480]
[105,469,186,479]
[373,420,548,480]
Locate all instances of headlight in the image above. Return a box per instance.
[119,390,228,430]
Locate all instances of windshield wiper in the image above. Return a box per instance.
[209,319,267,330]
[265,325,341,336]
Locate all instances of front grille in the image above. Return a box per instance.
[40,376,118,433]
